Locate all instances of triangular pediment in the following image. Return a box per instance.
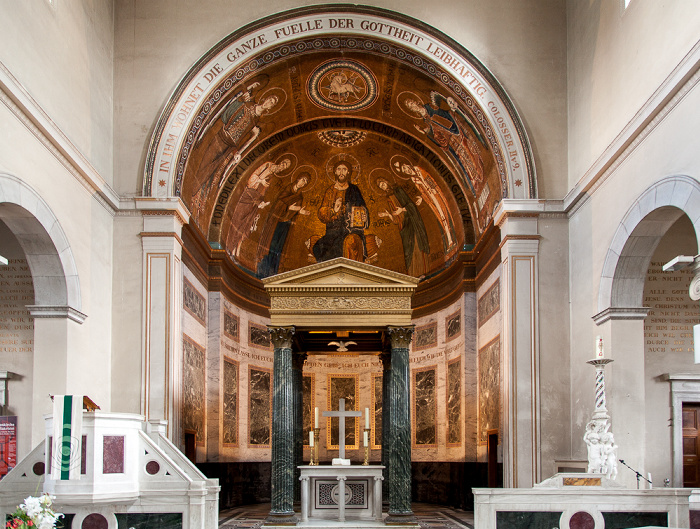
[262,258,420,288]
[263,258,418,328]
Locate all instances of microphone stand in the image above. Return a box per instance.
[618,459,652,489]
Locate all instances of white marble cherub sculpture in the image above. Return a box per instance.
[601,432,618,480]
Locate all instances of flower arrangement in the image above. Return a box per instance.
[6,495,63,529]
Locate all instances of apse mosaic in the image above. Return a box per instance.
[179,41,505,281]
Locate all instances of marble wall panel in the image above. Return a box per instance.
[414,322,438,351]
[223,310,239,341]
[327,374,359,449]
[447,357,462,446]
[478,336,500,445]
[413,366,437,447]
[183,335,206,446]
[223,357,238,446]
[183,278,206,325]
[248,366,272,447]
[248,322,271,350]
[372,374,382,448]
[303,374,315,446]
[477,279,499,326]
[446,309,462,342]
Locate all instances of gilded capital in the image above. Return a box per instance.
[386,326,414,350]
[268,326,295,349]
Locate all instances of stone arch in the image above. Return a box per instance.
[142,4,536,204]
[596,175,700,319]
[0,173,84,321]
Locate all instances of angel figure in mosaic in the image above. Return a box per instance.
[190,82,285,219]
[403,91,486,197]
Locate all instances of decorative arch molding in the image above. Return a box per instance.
[143,4,536,203]
[594,175,700,324]
[0,173,85,323]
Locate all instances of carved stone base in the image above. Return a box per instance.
[264,512,298,526]
[385,512,419,525]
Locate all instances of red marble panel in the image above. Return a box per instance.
[103,435,124,474]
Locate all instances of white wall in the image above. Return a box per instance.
[566,0,700,187]
[0,0,115,183]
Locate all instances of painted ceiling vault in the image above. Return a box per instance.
[149,7,535,283]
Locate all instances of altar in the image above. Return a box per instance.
[299,465,384,523]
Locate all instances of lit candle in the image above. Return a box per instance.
[596,336,604,359]
[365,407,370,429]
[315,407,319,428]
[363,430,368,447]
[309,431,314,447]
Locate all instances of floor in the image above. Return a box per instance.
[218,503,475,529]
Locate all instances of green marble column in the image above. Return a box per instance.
[266,326,298,525]
[386,326,417,524]
[292,351,307,505]
[380,351,391,506]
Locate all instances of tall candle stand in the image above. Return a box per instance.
[362,428,370,465]
[313,428,320,466]
[584,354,618,479]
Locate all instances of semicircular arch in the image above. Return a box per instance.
[597,175,700,317]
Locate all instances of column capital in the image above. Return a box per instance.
[386,326,414,350]
[269,326,295,349]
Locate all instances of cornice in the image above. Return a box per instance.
[564,38,700,216]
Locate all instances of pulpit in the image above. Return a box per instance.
[299,465,384,522]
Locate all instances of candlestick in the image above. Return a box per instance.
[309,428,316,466]
[362,428,370,465]
[365,407,370,429]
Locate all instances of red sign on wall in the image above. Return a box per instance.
[0,416,17,479]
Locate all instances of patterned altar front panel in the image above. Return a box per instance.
[477,279,500,326]
[223,356,239,446]
[248,322,271,350]
[445,309,462,342]
[303,374,315,446]
[446,357,462,446]
[223,309,239,341]
[315,479,369,509]
[478,336,500,445]
[327,374,359,449]
[183,278,206,325]
[248,365,272,447]
[371,373,382,448]
[182,335,205,446]
[413,366,437,447]
[414,321,438,351]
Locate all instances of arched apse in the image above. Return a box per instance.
[143,5,536,281]
[0,173,84,322]
[597,175,700,319]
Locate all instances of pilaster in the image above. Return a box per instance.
[138,198,188,445]
[496,204,541,488]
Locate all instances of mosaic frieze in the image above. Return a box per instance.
[478,336,500,445]
[478,280,500,326]
[248,366,272,447]
[414,322,438,351]
[327,374,359,449]
[223,357,238,446]
[413,366,437,447]
[302,374,315,446]
[372,374,383,448]
[182,335,205,446]
[270,296,410,311]
[183,278,206,325]
[446,358,462,446]
[446,309,462,342]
